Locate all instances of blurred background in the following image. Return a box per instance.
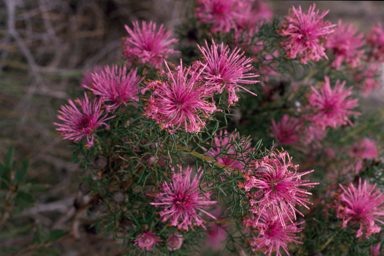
[1,0,384,255]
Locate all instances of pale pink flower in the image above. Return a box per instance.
[83,65,143,112]
[144,60,219,134]
[303,124,326,147]
[245,212,304,256]
[308,76,359,130]
[123,21,178,69]
[280,4,336,64]
[54,93,115,147]
[325,20,365,70]
[167,233,184,251]
[240,151,318,227]
[134,231,160,251]
[205,130,251,170]
[270,115,303,146]
[151,166,217,230]
[354,63,382,97]
[349,138,378,173]
[206,208,228,250]
[371,243,381,256]
[195,0,242,33]
[367,23,384,62]
[235,0,272,30]
[338,179,384,238]
[197,40,259,105]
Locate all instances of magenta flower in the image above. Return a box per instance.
[338,179,384,238]
[205,130,251,170]
[54,93,115,147]
[80,65,103,89]
[280,4,336,64]
[195,0,241,33]
[235,0,272,30]
[197,40,259,105]
[371,243,381,256]
[303,124,326,147]
[270,115,303,146]
[240,151,318,227]
[167,233,184,251]
[143,60,219,134]
[367,23,384,62]
[325,20,365,70]
[349,138,378,173]
[308,76,359,130]
[134,231,160,251]
[245,212,304,256]
[123,21,178,69]
[354,63,382,97]
[151,166,217,230]
[206,208,228,250]
[83,65,143,112]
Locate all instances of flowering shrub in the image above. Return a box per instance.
[53,1,384,255]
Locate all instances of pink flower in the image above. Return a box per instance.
[338,179,384,238]
[167,233,184,251]
[235,0,272,30]
[280,4,336,64]
[354,63,382,97]
[240,151,318,227]
[371,243,381,256]
[54,93,115,147]
[197,40,259,105]
[367,23,384,62]
[195,0,242,33]
[303,124,326,147]
[123,21,179,69]
[245,212,304,256]
[80,65,103,89]
[151,166,217,230]
[325,20,365,70]
[349,138,378,173]
[205,130,251,170]
[270,115,303,146]
[308,76,359,130]
[83,65,143,112]
[134,231,160,251]
[206,208,228,250]
[143,60,219,134]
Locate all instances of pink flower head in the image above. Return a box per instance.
[338,179,384,238]
[206,208,228,250]
[303,124,326,147]
[83,65,143,112]
[123,21,179,69]
[280,4,336,64]
[143,60,219,133]
[197,40,259,105]
[349,138,378,173]
[308,76,360,130]
[167,233,184,251]
[325,20,365,70]
[54,93,115,147]
[240,151,318,227]
[151,166,217,230]
[81,65,103,89]
[270,115,303,146]
[195,0,242,33]
[371,243,381,256]
[235,0,272,30]
[245,212,304,256]
[367,23,384,62]
[134,231,160,251]
[354,63,382,97]
[205,130,251,170]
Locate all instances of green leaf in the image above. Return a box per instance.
[14,158,29,187]
[14,191,34,208]
[48,229,67,242]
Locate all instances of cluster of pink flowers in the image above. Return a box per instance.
[197,40,259,106]
[354,63,382,96]
[83,65,143,112]
[280,4,336,64]
[307,76,359,130]
[204,130,251,170]
[195,0,271,33]
[325,20,365,70]
[337,179,384,238]
[367,22,384,62]
[123,21,179,69]
[349,138,378,173]
[134,231,184,251]
[54,93,115,147]
[151,166,217,230]
[270,114,303,147]
[239,151,318,255]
